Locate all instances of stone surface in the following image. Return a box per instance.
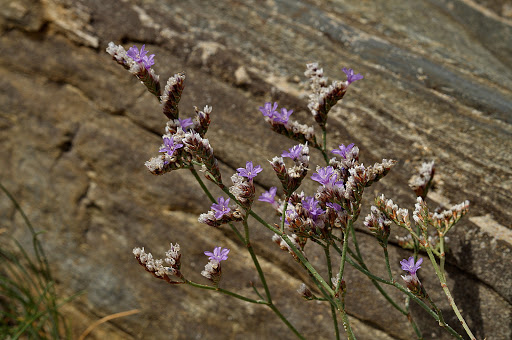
[1,0,511,339]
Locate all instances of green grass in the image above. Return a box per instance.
[0,182,76,339]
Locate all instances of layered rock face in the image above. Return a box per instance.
[1,0,511,339]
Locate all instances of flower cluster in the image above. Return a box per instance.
[305,63,363,128]
[127,44,155,70]
[395,233,444,251]
[272,233,306,260]
[201,247,230,285]
[431,200,470,234]
[375,194,412,231]
[259,102,294,124]
[364,206,391,247]
[259,102,320,148]
[113,45,476,339]
[133,243,183,282]
[284,193,329,239]
[270,144,310,196]
[199,197,244,227]
[400,257,427,299]
[161,72,186,120]
[229,172,256,209]
[408,161,435,199]
[107,42,161,97]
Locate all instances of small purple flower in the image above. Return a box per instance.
[159,136,183,157]
[311,166,334,185]
[258,187,277,204]
[282,145,304,160]
[302,197,324,221]
[178,118,194,130]
[400,256,423,275]
[273,108,293,124]
[204,246,230,262]
[211,197,231,219]
[342,68,364,84]
[237,161,263,180]
[311,166,343,187]
[332,143,355,159]
[259,102,278,118]
[326,202,342,211]
[127,44,155,70]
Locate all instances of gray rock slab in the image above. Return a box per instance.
[1,0,510,339]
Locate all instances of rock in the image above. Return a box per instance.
[0,0,510,339]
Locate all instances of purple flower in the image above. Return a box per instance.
[311,166,343,187]
[127,44,155,70]
[302,197,324,220]
[273,108,293,124]
[342,68,364,84]
[211,197,231,219]
[400,257,423,275]
[281,145,304,160]
[258,187,277,204]
[259,102,278,118]
[332,143,355,159]
[204,246,230,262]
[178,118,193,130]
[159,136,183,157]
[326,202,342,211]
[237,161,263,180]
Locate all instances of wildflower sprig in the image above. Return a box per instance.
[108,44,476,340]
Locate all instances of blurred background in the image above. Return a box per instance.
[1,0,511,339]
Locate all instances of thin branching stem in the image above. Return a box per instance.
[189,168,304,339]
[424,244,476,340]
[324,246,341,340]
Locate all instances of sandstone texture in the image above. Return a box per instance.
[1,0,511,339]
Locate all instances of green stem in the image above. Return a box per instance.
[340,306,356,340]
[186,280,267,304]
[249,210,335,297]
[189,168,304,338]
[333,243,408,315]
[280,197,290,233]
[439,233,446,277]
[383,247,393,282]
[345,249,461,338]
[424,245,476,340]
[349,224,363,261]
[324,246,340,340]
[242,219,272,303]
[335,221,357,340]
[268,304,306,340]
[190,167,246,243]
[425,294,446,326]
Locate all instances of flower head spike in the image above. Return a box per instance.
[274,108,293,124]
[178,118,194,130]
[127,44,155,70]
[159,136,183,157]
[301,196,324,221]
[259,102,279,118]
[237,161,263,180]
[204,246,230,263]
[127,44,148,61]
[211,197,231,219]
[332,143,355,158]
[400,256,423,275]
[311,166,343,187]
[342,68,364,84]
[281,145,304,160]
